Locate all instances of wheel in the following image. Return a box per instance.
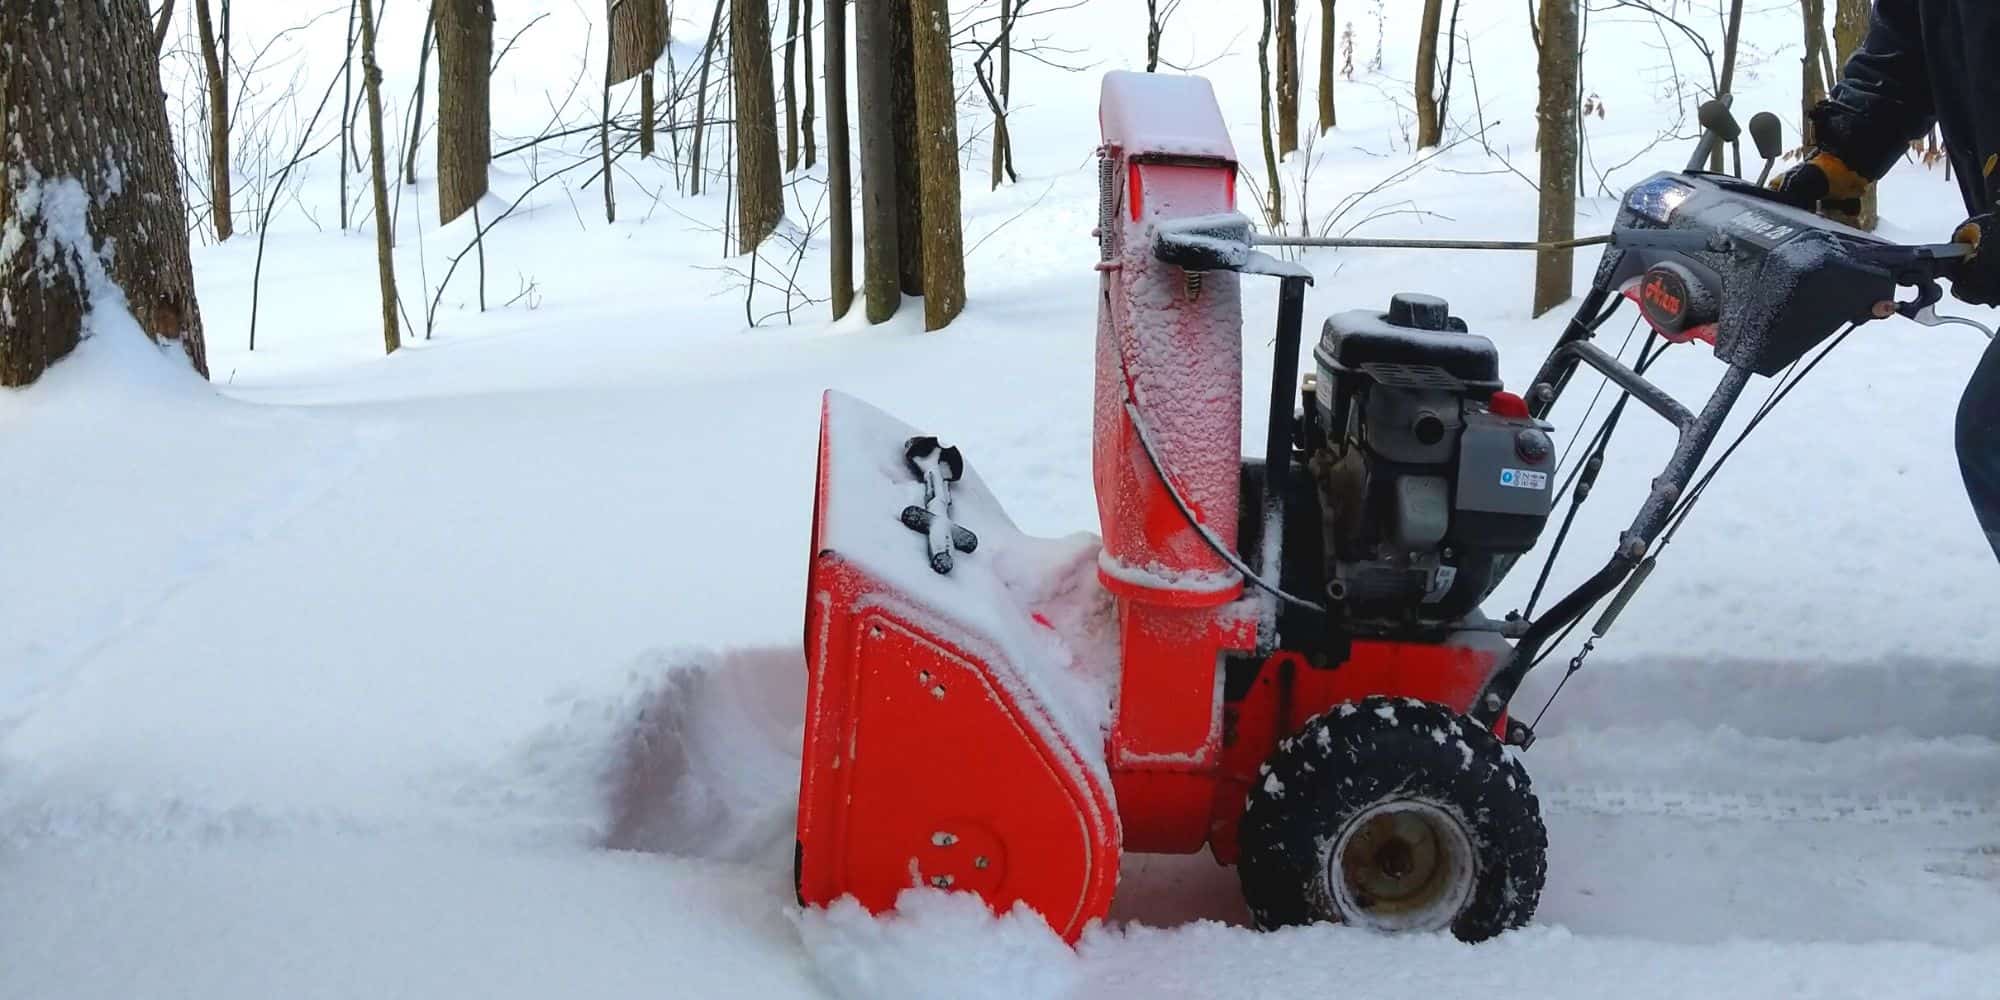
[1237,696,1546,942]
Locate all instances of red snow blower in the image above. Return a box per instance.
[794,72,1980,942]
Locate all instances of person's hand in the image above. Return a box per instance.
[1948,214,2000,306]
[1768,151,1869,214]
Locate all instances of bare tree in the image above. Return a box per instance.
[1257,0,1284,228]
[154,0,177,50]
[826,0,853,318]
[733,0,784,253]
[404,10,438,185]
[609,0,666,159]
[1710,0,1743,173]
[1275,0,1299,156]
[1413,0,1443,148]
[909,0,965,330]
[1829,0,1876,229]
[784,0,801,171]
[358,0,401,353]
[801,0,816,169]
[193,0,232,240]
[1801,0,1829,142]
[1532,0,1579,316]
[1144,0,1182,73]
[436,0,493,224]
[973,11,1018,189]
[341,0,358,229]
[992,0,1016,183]
[856,0,902,321]
[889,1,923,294]
[1317,0,1335,132]
[688,2,724,196]
[2,0,206,385]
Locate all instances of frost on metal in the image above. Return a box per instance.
[816,391,1118,775]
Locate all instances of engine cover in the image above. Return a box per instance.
[1310,294,1554,635]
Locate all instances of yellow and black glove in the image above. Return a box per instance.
[1768,151,1870,215]
[1948,214,2000,306]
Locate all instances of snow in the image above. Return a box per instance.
[6,0,2000,997]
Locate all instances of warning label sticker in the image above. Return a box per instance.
[1499,468,1548,490]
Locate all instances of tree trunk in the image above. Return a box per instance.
[1802,0,1829,145]
[341,0,357,229]
[784,0,800,172]
[404,10,437,185]
[855,0,901,322]
[732,0,784,253]
[1275,0,1298,156]
[358,0,400,354]
[889,0,923,295]
[1146,0,1162,72]
[641,70,657,157]
[1317,0,1335,132]
[193,0,232,240]
[1830,0,1877,230]
[1710,0,1743,173]
[600,73,616,224]
[436,0,493,225]
[1257,0,1284,229]
[801,0,816,169]
[608,0,666,84]
[992,0,1013,186]
[689,1,724,196]
[909,0,965,331]
[826,0,853,318]
[1413,0,1444,149]
[1,0,207,385]
[1531,0,1578,317]
[154,0,177,50]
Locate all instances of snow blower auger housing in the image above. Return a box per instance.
[797,75,1975,943]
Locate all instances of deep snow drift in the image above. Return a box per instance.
[5,1,1999,997]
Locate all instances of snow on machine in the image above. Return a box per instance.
[793,72,1985,942]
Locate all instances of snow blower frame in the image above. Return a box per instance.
[796,73,1976,943]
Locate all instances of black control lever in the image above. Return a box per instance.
[1747,112,1782,187]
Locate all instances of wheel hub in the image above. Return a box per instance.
[1327,799,1476,932]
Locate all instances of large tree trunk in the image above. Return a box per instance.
[1531,0,1579,317]
[826,0,853,318]
[1,0,206,385]
[689,1,724,196]
[358,0,401,353]
[1830,0,1877,230]
[855,0,901,322]
[1317,0,1335,132]
[1801,0,1829,145]
[1413,0,1444,149]
[193,0,232,240]
[889,0,923,295]
[436,0,493,225]
[732,0,784,253]
[608,0,666,83]
[1275,0,1299,156]
[909,0,964,331]
[1257,0,1284,229]
[784,0,800,172]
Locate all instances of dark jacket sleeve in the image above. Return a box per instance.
[1813,0,1936,180]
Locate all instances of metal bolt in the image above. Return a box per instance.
[974,856,990,870]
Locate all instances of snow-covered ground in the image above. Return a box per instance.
[6,1,1999,996]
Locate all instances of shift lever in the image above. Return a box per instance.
[1686,96,1740,172]
[1748,112,1783,187]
